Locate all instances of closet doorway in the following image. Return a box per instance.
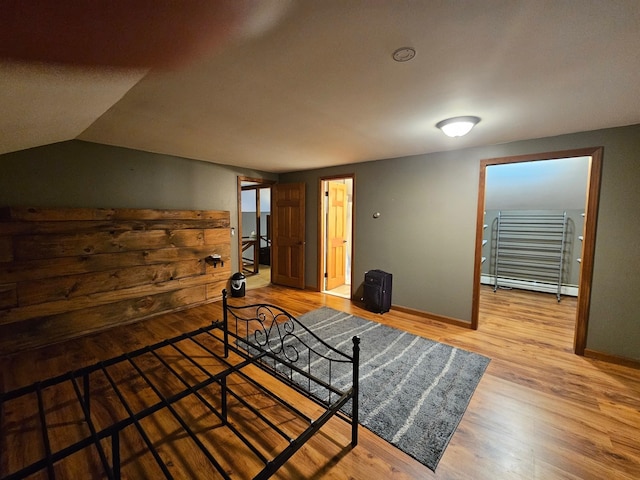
[319,175,354,299]
[237,177,275,287]
[472,147,603,355]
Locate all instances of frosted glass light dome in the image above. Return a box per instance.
[436,116,481,137]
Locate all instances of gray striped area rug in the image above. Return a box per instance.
[297,307,490,471]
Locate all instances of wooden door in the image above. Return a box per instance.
[271,183,305,289]
[326,181,348,290]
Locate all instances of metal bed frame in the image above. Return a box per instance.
[0,290,360,479]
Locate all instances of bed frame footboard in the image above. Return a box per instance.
[222,289,360,449]
[0,292,360,480]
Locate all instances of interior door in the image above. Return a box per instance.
[271,182,305,289]
[326,181,348,290]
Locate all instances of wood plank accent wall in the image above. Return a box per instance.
[0,207,232,355]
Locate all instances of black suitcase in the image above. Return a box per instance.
[363,269,392,313]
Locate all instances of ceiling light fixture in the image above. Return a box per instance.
[392,47,416,62]
[436,116,481,137]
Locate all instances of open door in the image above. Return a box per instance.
[271,182,305,289]
[326,181,348,290]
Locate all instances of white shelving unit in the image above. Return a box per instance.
[481,220,488,264]
[493,211,569,302]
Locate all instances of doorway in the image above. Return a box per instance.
[472,147,603,355]
[237,176,275,288]
[319,175,354,299]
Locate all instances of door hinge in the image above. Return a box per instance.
[324,272,328,278]
[325,191,329,196]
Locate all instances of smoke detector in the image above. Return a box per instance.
[392,47,416,62]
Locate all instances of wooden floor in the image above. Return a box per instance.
[2,285,639,479]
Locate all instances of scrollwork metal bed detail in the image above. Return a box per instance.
[0,290,360,480]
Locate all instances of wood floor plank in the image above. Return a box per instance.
[1,285,639,479]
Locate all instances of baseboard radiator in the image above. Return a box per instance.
[481,275,578,297]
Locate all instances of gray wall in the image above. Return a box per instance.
[0,140,277,273]
[1,125,638,361]
[280,124,640,361]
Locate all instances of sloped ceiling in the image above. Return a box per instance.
[0,62,146,155]
[1,1,639,173]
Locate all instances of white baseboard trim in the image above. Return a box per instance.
[480,275,578,297]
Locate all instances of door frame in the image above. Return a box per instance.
[237,176,276,275]
[471,147,603,355]
[318,174,355,297]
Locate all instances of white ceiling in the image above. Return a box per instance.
[1,1,639,173]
